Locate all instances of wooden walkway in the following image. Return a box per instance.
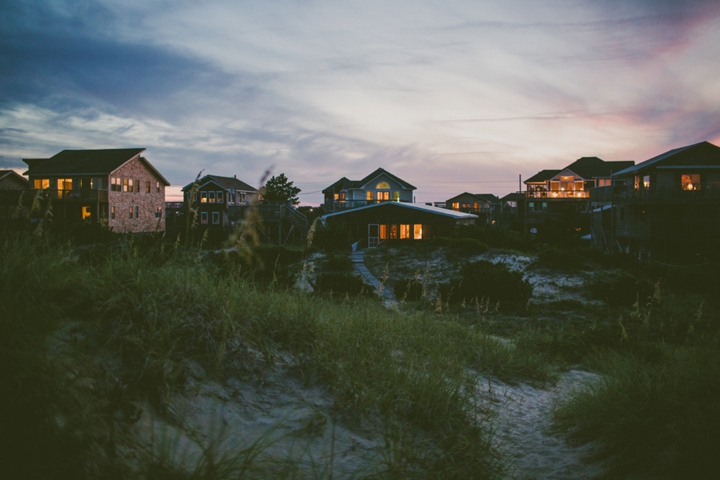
[350,249,396,306]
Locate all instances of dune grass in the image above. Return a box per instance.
[1,234,559,479]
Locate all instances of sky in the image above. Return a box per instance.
[2,0,720,205]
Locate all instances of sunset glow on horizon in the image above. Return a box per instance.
[2,0,720,205]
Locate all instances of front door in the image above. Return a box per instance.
[368,224,379,247]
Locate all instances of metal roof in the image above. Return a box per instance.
[322,201,478,220]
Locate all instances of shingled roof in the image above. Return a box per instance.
[182,174,258,192]
[525,169,561,183]
[322,168,415,194]
[563,157,634,179]
[22,148,170,184]
[613,141,720,176]
[0,170,29,187]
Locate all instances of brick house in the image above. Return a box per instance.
[181,174,258,229]
[23,148,169,233]
[323,168,416,213]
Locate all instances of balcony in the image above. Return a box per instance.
[611,186,720,205]
[326,199,404,212]
[526,190,589,199]
[30,189,109,203]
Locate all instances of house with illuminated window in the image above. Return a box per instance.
[524,156,634,236]
[322,168,416,213]
[322,202,477,247]
[181,174,258,229]
[23,148,169,233]
[594,141,720,260]
[444,193,500,223]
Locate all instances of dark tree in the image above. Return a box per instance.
[262,173,301,205]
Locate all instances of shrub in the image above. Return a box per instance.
[312,224,351,252]
[536,246,586,270]
[313,273,376,298]
[448,238,489,255]
[440,260,532,309]
[452,224,531,251]
[588,270,650,306]
[322,253,354,272]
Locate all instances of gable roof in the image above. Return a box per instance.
[474,193,500,203]
[182,174,257,192]
[525,157,634,184]
[525,169,561,183]
[613,141,720,176]
[563,157,634,179]
[322,168,415,194]
[0,170,29,187]
[322,201,477,220]
[445,192,493,204]
[22,148,170,185]
[500,192,524,202]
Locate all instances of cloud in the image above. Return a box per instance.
[1,0,720,205]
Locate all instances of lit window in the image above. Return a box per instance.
[413,224,423,239]
[376,181,390,189]
[377,191,389,201]
[111,178,121,191]
[155,206,162,218]
[239,193,246,203]
[366,191,375,201]
[209,191,215,203]
[379,225,387,240]
[550,181,560,191]
[452,202,459,211]
[400,224,410,239]
[212,212,220,224]
[128,206,133,219]
[643,176,650,189]
[201,192,207,203]
[110,206,115,219]
[34,179,50,189]
[574,181,583,191]
[474,203,479,211]
[123,179,131,192]
[156,181,161,193]
[217,191,224,203]
[81,206,92,220]
[392,191,400,202]
[200,212,208,224]
[389,224,398,239]
[681,174,701,191]
[57,178,73,190]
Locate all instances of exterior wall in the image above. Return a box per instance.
[445,194,491,213]
[0,175,28,190]
[108,157,166,233]
[325,204,473,244]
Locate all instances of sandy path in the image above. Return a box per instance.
[479,370,604,479]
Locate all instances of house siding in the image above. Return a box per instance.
[108,157,166,233]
